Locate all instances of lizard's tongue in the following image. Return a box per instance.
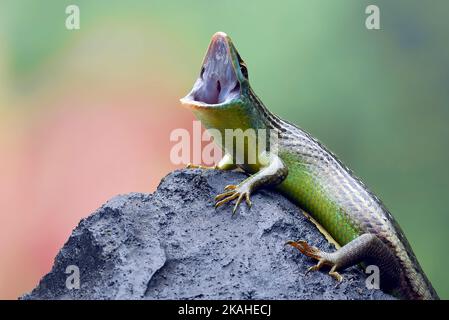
[181,32,240,107]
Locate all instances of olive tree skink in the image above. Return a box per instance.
[180,32,439,300]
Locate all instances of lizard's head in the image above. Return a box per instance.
[180,32,249,110]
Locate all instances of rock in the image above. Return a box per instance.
[22,169,394,300]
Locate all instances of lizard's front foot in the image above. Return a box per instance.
[214,182,252,215]
[285,240,343,282]
[186,163,218,170]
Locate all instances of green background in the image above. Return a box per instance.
[1,0,448,298]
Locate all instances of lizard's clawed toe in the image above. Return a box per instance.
[286,240,343,282]
[214,183,252,214]
[186,163,218,170]
[285,240,323,260]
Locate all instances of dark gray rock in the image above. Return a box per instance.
[22,169,394,300]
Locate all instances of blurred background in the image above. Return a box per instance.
[0,0,448,299]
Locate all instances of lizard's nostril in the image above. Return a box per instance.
[217,80,221,93]
[200,66,205,79]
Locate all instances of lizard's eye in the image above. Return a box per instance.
[239,62,248,79]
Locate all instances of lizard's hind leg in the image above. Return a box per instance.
[286,233,401,288]
[286,239,343,281]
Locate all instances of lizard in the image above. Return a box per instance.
[179,32,439,300]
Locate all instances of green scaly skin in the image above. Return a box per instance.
[180,32,439,300]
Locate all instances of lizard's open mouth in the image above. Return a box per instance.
[181,32,241,107]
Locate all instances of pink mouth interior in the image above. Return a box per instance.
[185,37,240,105]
